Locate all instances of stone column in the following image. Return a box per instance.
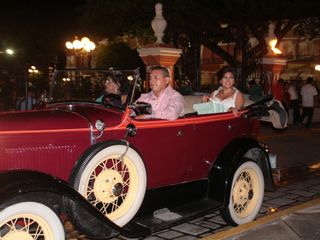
[137,3,182,89]
[138,46,182,89]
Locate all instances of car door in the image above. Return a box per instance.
[129,117,193,189]
[186,112,251,180]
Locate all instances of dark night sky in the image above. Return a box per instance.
[0,0,87,68]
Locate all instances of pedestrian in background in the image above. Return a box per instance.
[272,78,289,114]
[300,77,318,128]
[248,79,263,101]
[17,90,37,111]
[287,81,300,124]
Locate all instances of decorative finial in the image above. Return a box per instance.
[265,23,282,55]
[151,3,167,44]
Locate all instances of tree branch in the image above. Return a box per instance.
[200,35,237,67]
[276,19,299,46]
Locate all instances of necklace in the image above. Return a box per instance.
[218,89,235,100]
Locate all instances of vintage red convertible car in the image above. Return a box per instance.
[0,69,275,239]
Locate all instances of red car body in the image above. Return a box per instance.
[0,104,256,188]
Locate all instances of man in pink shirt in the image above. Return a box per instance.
[135,66,184,120]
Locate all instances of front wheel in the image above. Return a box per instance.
[0,201,65,240]
[71,143,147,227]
[221,160,264,225]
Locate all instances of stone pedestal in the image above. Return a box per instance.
[137,3,182,89]
[262,57,287,94]
[138,44,182,89]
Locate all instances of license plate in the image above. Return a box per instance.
[269,154,277,169]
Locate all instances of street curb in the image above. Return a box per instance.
[202,197,320,240]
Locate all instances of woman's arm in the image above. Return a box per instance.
[228,91,244,116]
[235,91,244,109]
[201,91,215,102]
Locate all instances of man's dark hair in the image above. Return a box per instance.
[149,65,170,78]
[306,77,314,84]
[217,66,236,80]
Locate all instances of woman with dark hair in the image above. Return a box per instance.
[96,74,123,107]
[202,66,244,115]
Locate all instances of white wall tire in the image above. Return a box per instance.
[75,144,147,227]
[224,161,264,225]
[0,201,65,240]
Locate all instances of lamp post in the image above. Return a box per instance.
[65,37,96,69]
[24,65,39,110]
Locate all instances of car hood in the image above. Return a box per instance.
[0,104,123,132]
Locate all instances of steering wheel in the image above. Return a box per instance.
[131,101,152,115]
[102,93,123,108]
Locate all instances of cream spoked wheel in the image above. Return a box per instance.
[0,202,65,240]
[77,145,147,227]
[227,161,264,225]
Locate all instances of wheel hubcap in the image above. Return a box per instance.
[234,179,250,205]
[112,182,124,197]
[94,169,123,203]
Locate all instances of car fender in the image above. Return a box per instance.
[0,170,120,239]
[69,140,128,182]
[207,137,275,205]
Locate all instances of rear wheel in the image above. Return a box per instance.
[221,160,264,225]
[0,201,65,240]
[71,144,147,227]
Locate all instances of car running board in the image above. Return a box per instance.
[121,199,222,238]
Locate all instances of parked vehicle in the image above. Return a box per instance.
[0,69,274,239]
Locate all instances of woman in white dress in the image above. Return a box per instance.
[202,66,244,116]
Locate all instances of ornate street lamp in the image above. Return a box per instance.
[65,37,96,69]
[28,65,39,74]
[28,65,39,84]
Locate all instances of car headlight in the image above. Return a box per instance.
[95,120,105,131]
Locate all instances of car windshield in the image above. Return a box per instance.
[48,69,140,105]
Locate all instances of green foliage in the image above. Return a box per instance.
[95,42,144,70]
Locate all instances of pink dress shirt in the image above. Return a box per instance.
[137,86,185,120]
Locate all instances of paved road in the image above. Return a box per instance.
[259,122,320,169]
[204,198,320,240]
[66,123,320,240]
